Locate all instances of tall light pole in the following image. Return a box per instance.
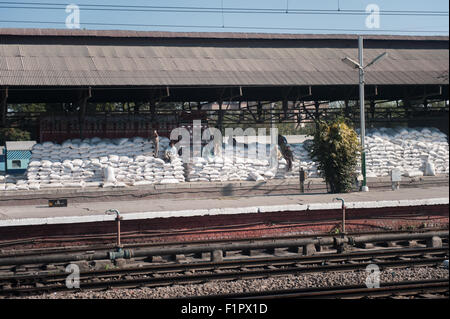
[342,36,388,192]
[358,36,368,192]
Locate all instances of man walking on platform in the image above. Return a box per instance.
[152,130,159,158]
[278,134,294,172]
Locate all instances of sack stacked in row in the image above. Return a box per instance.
[3,127,448,191]
[19,136,184,190]
[364,127,449,178]
[102,155,185,187]
[187,142,320,183]
[188,154,272,182]
[187,126,448,183]
[286,143,320,178]
[31,137,156,162]
[0,174,31,191]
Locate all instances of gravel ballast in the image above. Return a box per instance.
[9,266,448,299]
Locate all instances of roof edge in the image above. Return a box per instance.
[0,28,448,41]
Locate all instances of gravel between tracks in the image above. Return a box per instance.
[8,266,449,299]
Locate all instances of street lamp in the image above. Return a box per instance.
[342,36,388,192]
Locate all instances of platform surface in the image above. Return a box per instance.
[0,185,448,227]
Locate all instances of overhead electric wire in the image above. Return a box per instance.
[0,1,447,35]
[0,19,447,34]
[0,1,448,16]
[0,7,447,17]
[0,1,447,13]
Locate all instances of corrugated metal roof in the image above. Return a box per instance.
[5,141,36,151]
[0,28,448,87]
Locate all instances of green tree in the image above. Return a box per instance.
[8,103,48,113]
[310,118,360,193]
[0,128,31,145]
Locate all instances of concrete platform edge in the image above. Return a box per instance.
[0,197,448,228]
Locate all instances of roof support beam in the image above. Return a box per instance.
[314,101,321,130]
[218,100,224,133]
[282,100,288,120]
[77,87,92,139]
[370,100,376,119]
[344,99,351,118]
[0,87,8,128]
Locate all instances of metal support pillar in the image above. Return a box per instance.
[370,100,376,120]
[314,101,320,130]
[344,99,350,118]
[150,101,157,129]
[282,99,288,120]
[106,209,123,249]
[77,87,91,139]
[334,198,346,234]
[218,100,224,133]
[257,101,263,123]
[0,87,7,127]
[134,102,141,114]
[358,36,369,192]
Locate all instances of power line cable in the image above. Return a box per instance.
[0,1,448,16]
[0,6,446,16]
[0,19,447,34]
[2,1,446,14]
[221,0,225,28]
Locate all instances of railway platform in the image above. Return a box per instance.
[0,183,448,226]
[0,174,448,206]
[0,182,448,242]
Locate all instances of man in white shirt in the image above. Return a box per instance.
[164,141,178,162]
[152,130,159,158]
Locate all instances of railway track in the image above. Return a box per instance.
[1,246,447,297]
[198,279,449,299]
[1,228,447,259]
[0,230,447,270]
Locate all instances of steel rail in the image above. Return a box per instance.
[2,228,446,257]
[1,246,446,284]
[0,231,447,267]
[1,247,447,296]
[194,279,449,299]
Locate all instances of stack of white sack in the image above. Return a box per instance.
[0,174,29,191]
[187,154,271,182]
[22,136,184,190]
[187,127,449,183]
[187,141,320,183]
[6,127,449,191]
[364,127,449,178]
[282,142,320,179]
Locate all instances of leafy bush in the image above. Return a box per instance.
[0,128,31,145]
[309,118,360,193]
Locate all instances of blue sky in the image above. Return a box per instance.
[0,0,448,35]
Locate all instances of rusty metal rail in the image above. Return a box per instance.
[0,247,447,297]
[198,279,449,299]
[0,230,447,267]
[2,228,446,257]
